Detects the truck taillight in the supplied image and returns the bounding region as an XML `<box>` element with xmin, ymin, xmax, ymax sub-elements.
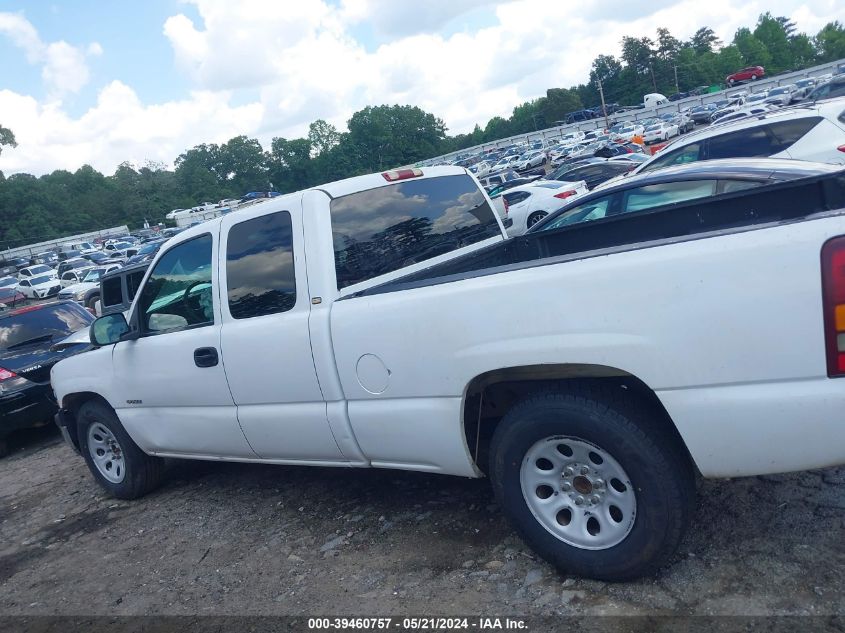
<box><xmin>837</xmin><ymin>145</ymin><xmax>845</xmax><ymax>153</ymax></box>
<box><xmin>382</xmin><ymin>168</ymin><xmax>423</xmax><ymax>182</ymax></box>
<box><xmin>503</xmin><ymin>197</ymin><xmax>509</xmax><ymax>215</ymax></box>
<box><xmin>0</xmin><ymin>368</ymin><xmax>17</xmax><ymax>381</ymax></box>
<box><xmin>821</xmin><ymin>236</ymin><xmax>845</xmax><ymax>376</ymax></box>
<box><xmin>554</xmin><ymin>190</ymin><xmax>578</xmax><ymax>200</ymax></box>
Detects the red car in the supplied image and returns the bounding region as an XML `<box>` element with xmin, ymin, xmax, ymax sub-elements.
<box><xmin>0</xmin><ymin>286</ymin><xmax>26</xmax><ymax>308</ymax></box>
<box><xmin>726</xmin><ymin>66</ymin><xmax>765</xmax><ymax>86</ymax></box>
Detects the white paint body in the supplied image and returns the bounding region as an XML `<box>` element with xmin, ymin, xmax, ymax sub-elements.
<box><xmin>500</xmin><ymin>181</ymin><xmax>589</xmax><ymax>236</ymax></box>
<box><xmin>17</xmin><ymin>276</ymin><xmax>60</xmax><ymax>299</ymax></box>
<box><xmin>52</xmin><ymin>166</ymin><xmax>845</xmax><ymax>482</ymax></box>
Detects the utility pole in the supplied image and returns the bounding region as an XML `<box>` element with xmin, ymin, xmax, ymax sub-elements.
<box><xmin>596</xmin><ymin>78</ymin><xmax>610</xmax><ymax>130</ymax></box>
<box><xmin>649</xmin><ymin>61</ymin><xmax>657</xmax><ymax>91</ymax></box>
<box><xmin>673</xmin><ymin>64</ymin><xmax>680</xmax><ymax>93</ymax></box>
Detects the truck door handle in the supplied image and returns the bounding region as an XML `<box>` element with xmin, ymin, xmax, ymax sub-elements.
<box><xmin>193</xmin><ymin>347</ymin><xmax>219</xmax><ymax>368</ymax></box>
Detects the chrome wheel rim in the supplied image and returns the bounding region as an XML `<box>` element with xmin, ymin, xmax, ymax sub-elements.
<box><xmin>527</xmin><ymin>212</ymin><xmax>546</xmax><ymax>227</ymax></box>
<box><xmin>87</xmin><ymin>423</ymin><xmax>126</xmax><ymax>483</ymax></box>
<box><xmin>520</xmin><ymin>436</ymin><xmax>636</xmax><ymax>550</ymax></box>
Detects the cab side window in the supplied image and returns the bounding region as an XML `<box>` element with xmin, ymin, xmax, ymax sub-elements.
<box><xmin>136</xmin><ymin>234</ymin><xmax>213</xmax><ymax>334</ymax></box>
<box><xmin>226</xmin><ymin>211</ymin><xmax>297</xmax><ymax>319</ymax></box>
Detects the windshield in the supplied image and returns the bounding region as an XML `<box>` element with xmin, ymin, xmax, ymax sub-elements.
<box><xmin>645</xmin><ymin>124</ymin><xmax>661</xmax><ymax>131</ymax></box>
<box><xmin>29</xmin><ymin>275</ymin><xmax>52</xmax><ymax>285</ymax></box>
<box><xmin>0</xmin><ymin>303</ymin><xmax>94</xmax><ymax>350</ymax></box>
<box><xmin>0</xmin><ymin>277</ymin><xmax>17</xmax><ymax>287</ymax></box>
<box><xmin>29</xmin><ymin>265</ymin><xmax>51</xmax><ymax>274</ymax></box>
<box><xmin>83</xmin><ymin>268</ymin><xmax>106</xmax><ymax>282</ymax></box>
<box><xmin>770</xmin><ymin>87</ymin><xmax>788</xmax><ymax>94</ymax></box>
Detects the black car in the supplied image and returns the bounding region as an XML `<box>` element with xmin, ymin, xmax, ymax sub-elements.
<box><xmin>0</xmin><ymin>301</ymin><xmax>94</xmax><ymax>455</ymax></box>
<box><xmin>123</xmin><ymin>240</ymin><xmax>165</xmax><ymax>266</ymax></box>
<box><xmin>57</xmin><ymin>249</ymin><xmax>82</xmax><ymax>262</ymax></box>
<box><xmin>805</xmin><ymin>76</ymin><xmax>845</xmax><ymax>102</ymax></box>
<box><xmin>57</xmin><ymin>258</ymin><xmax>93</xmax><ymax>278</ymax></box>
<box><xmin>564</xmin><ymin>109</ymin><xmax>597</xmax><ymax>124</ymax></box>
<box><xmin>544</xmin><ymin>158</ymin><xmax>637</xmax><ymax>190</ymax></box>
<box><xmin>668</xmin><ymin>91</ymin><xmax>690</xmax><ymax>102</ymax></box>
<box><xmin>690</xmin><ymin>104</ymin><xmax>717</xmax><ymax>124</ymax></box>
<box><xmin>528</xmin><ymin>158</ymin><xmax>844</xmax><ymax>234</ymax></box>
<box><xmin>1</xmin><ymin>257</ymin><xmax>30</xmax><ymax>271</ymax></box>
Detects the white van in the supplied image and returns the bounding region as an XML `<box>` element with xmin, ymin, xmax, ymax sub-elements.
<box><xmin>643</xmin><ymin>93</ymin><xmax>668</xmax><ymax>108</ymax></box>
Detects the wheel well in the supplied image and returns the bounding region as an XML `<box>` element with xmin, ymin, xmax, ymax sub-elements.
<box><xmin>462</xmin><ymin>364</ymin><xmax>695</xmax><ymax>475</ymax></box>
<box><xmin>60</xmin><ymin>392</ymin><xmax>111</xmax><ymax>450</ymax></box>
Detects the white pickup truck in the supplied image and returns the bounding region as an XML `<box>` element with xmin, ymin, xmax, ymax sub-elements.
<box><xmin>51</xmin><ymin>164</ymin><xmax>845</xmax><ymax>580</ymax></box>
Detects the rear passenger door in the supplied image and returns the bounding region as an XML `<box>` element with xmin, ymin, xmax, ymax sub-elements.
<box><xmin>218</xmin><ymin>201</ymin><xmax>344</xmax><ymax>461</ymax></box>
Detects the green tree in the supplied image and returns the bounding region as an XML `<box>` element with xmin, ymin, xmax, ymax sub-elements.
<box><xmin>689</xmin><ymin>27</ymin><xmax>721</xmax><ymax>54</ymax></box>
<box><xmin>815</xmin><ymin>21</ymin><xmax>845</xmax><ymax>62</ymax></box>
<box><xmin>219</xmin><ymin>135</ymin><xmax>270</xmax><ymax>193</ymax></box>
<box><xmin>541</xmin><ymin>88</ymin><xmax>582</xmax><ymax>125</ymax></box>
<box><xmin>733</xmin><ymin>27</ymin><xmax>772</xmax><ymax>69</ymax></box>
<box><xmin>790</xmin><ymin>34</ymin><xmax>816</xmax><ymax>68</ymax></box>
<box><xmin>346</xmin><ymin>105</ymin><xmax>446</xmax><ymax>171</ymax></box>
<box><xmin>753</xmin><ymin>12</ymin><xmax>793</xmax><ymax>72</ymax></box>
<box><xmin>307</xmin><ymin>120</ymin><xmax>341</xmax><ymax>157</ymax></box>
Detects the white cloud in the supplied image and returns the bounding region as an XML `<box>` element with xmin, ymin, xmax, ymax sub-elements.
<box><xmin>0</xmin><ymin>82</ymin><xmax>263</xmax><ymax>175</ymax></box>
<box><xmin>0</xmin><ymin>0</ymin><xmax>841</xmax><ymax>177</ymax></box>
<box><xmin>0</xmin><ymin>11</ymin><xmax>99</xmax><ymax>99</ymax></box>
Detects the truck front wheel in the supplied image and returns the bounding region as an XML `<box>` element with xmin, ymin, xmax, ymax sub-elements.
<box><xmin>489</xmin><ymin>389</ymin><xmax>695</xmax><ymax>581</ymax></box>
<box><xmin>77</xmin><ymin>400</ymin><xmax>165</xmax><ymax>499</ymax></box>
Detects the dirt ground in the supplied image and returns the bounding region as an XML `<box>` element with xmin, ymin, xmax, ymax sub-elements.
<box><xmin>0</xmin><ymin>427</ymin><xmax>843</xmax><ymax>617</ymax></box>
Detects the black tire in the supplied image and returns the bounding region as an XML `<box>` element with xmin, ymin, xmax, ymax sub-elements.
<box><xmin>86</xmin><ymin>293</ymin><xmax>100</xmax><ymax>309</ymax></box>
<box><xmin>489</xmin><ymin>387</ymin><xmax>695</xmax><ymax>581</ymax></box>
<box><xmin>526</xmin><ymin>211</ymin><xmax>547</xmax><ymax>228</ymax></box>
<box><xmin>76</xmin><ymin>400</ymin><xmax>165</xmax><ymax>499</ymax></box>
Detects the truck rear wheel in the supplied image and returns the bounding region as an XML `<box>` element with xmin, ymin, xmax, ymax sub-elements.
<box><xmin>76</xmin><ymin>400</ymin><xmax>165</xmax><ymax>499</ymax></box>
<box><xmin>489</xmin><ymin>388</ymin><xmax>695</xmax><ymax>581</ymax></box>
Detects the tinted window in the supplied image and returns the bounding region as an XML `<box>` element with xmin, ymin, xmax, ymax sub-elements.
<box><xmin>767</xmin><ymin>117</ymin><xmax>822</xmax><ymax>151</ymax></box>
<box><xmin>622</xmin><ymin>180</ymin><xmax>717</xmax><ymax>213</ymax></box>
<box><xmin>102</xmin><ymin>277</ymin><xmax>123</xmax><ymax>307</ymax></box>
<box><xmin>641</xmin><ymin>142</ymin><xmax>703</xmax><ymax>173</ymax></box>
<box><xmin>126</xmin><ymin>270</ymin><xmax>145</xmax><ymax>300</ymax></box>
<box><xmin>0</xmin><ymin>303</ymin><xmax>93</xmax><ymax>350</ymax></box>
<box><xmin>539</xmin><ymin>197</ymin><xmax>614</xmax><ymax>230</ymax></box>
<box><xmin>226</xmin><ymin>211</ymin><xmax>296</xmax><ymax>319</ymax></box>
<box><xmin>136</xmin><ymin>235</ymin><xmax>213</xmax><ymax>333</ymax></box>
<box><xmin>331</xmin><ymin>175</ymin><xmax>500</xmax><ymax>289</ymax></box>
<box><xmin>707</xmin><ymin>118</ymin><xmax>821</xmax><ymax>160</ymax></box>
<box><xmin>720</xmin><ymin>179</ymin><xmax>764</xmax><ymax>193</ymax></box>
<box><xmin>503</xmin><ymin>191</ymin><xmax>530</xmax><ymax>204</ymax></box>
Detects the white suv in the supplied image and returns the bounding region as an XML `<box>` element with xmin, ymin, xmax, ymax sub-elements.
<box><xmin>629</xmin><ymin>97</ymin><xmax>845</xmax><ymax>177</ymax></box>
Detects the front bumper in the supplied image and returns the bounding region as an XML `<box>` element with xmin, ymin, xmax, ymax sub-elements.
<box><xmin>0</xmin><ymin>383</ymin><xmax>57</xmax><ymax>439</ymax></box>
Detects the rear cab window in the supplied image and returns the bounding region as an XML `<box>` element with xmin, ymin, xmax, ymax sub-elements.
<box><xmin>330</xmin><ymin>174</ymin><xmax>500</xmax><ymax>290</ymax></box>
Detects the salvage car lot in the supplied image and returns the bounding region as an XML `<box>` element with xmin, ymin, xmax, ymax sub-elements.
<box><xmin>0</xmin><ymin>431</ymin><xmax>843</xmax><ymax>616</ymax></box>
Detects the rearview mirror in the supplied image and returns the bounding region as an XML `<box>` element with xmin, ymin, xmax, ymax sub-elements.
<box><xmin>90</xmin><ymin>313</ymin><xmax>131</xmax><ymax>346</ymax></box>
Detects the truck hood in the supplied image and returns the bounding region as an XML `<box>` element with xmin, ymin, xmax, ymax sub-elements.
<box><xmin>61</xmin><ymin>281</ymin><xmax>98</xmax><ymax>294</ymax></box>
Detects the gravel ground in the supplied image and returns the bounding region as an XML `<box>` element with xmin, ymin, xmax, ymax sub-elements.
<box><xmin>0</xmin><ymin>427</ymin><xmax>843</xmax><ymax>617</ymax></box>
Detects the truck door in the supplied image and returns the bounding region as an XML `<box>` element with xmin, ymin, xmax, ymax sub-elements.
<box><xmin>218</xmin><ymin>200</ymin><xmax>344</xmax><ymax>461</ymax></box>
<box><xmin>111</xmin><ymin>232</ymin><xmax>255</xmax><ymax>458</ymax></box>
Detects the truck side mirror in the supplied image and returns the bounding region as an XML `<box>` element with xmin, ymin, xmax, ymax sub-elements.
<box><xmin>90</xmin><ymin>313</ymin><xmax>135</xmax><ymax>346</ymax></box>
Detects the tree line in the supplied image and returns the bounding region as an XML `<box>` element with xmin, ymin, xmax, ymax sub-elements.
<box><xmin>1</xmin><ymin>14</ymin><xmax>844</xmax><ymax>248</ymax></box>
